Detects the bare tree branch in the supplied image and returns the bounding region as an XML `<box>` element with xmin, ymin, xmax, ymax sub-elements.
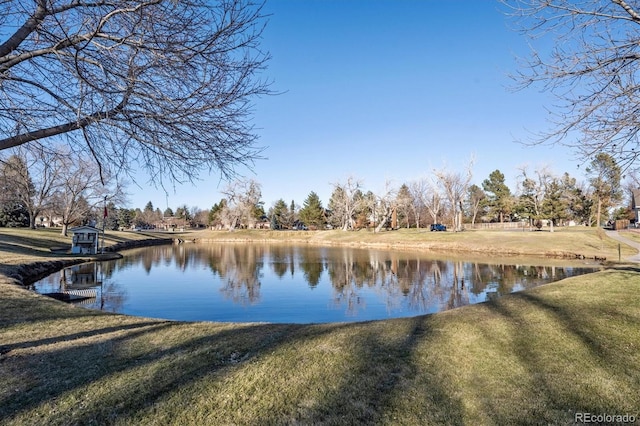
<box><xmin>0</xmin><ymin>0</ymin><xmax>272</xmax><ymax>187</ymax></box>
<box><xmin>504</xmin><ymin>0</ymin><xmax>640</xmax><ymax>172</ymax></box>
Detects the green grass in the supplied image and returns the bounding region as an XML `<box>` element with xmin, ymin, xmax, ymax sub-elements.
<box><xmin>1</xmin><ymin>227</ymin><xmax>640</xmax><ymax>424</ymax></box>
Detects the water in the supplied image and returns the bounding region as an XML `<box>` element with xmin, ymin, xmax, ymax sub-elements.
<box><xmin>29</xmin><ymin>243</ymin><xmax>600</xmax><ymax>324</ymax></box>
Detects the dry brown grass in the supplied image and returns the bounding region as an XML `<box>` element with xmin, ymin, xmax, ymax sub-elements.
<box><xmin>194</xmin><ymin>226</ymin><xmax>635</xmax><ymax>260</ymax></box>
<box><xmin>1</xmin><ymin>226</ymin><xmax>639</xmax><ymax>424</ymax></box>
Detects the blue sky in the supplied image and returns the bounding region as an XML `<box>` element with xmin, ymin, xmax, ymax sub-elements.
<box><xmin>128</xmin><ymin>0</ymin><xmax>584</xmax><ymax>212</ymax></box>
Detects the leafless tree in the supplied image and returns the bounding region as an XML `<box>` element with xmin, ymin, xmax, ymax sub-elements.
<box><xmin>418</xmin><ymin>178</ymin><xmax>443</xmax><ymax>226</ymax></box>
<box><xmin>0</xmin><ymin>0</ymin><xmax>271</xmax><ymax>187</ymax></box>
<box><xmin>408</xmin><ymin>178</ymin><xmax>429</xmax><ymax>229</ymax></box>
<box><xmin>0</xmin><ymin>145</ymin><xmax>65</xmax><ymax>228</ymax></box>
<box><xmin>504</xmin><ymin>0</ymin><xmax>640</xmax><ymax>171</ymax></box>
<box><xmin>624</xmin><ymin>170</ymin><xmax>640</xmax><ymax>192</ymax></box>
<box><xmin>516</xmin><ymin>164</ymin><xmax>553</xmax><ymax>221</ymax></box>
<box><xmin>433</xmin><ymin>161</ymin><xmax>474</xmax><ymax>232</ymax></box>
<box><xmin>220</xmin><ymin>178</ymin><xmax>262</xmax><ymax>230</ymax></box>
<box><xmin>191</xmin><ymin>208</ymin><xmax>208</xmax><ymax>228</ymax></box>
<box><xmin>53</xmin><ymin>152</ymin><xmax>125</xmax><ymax>236</ymax></box>
<box><xmin>135</xmin><ymin>204</ymin><xmax>162</xmax><ymax>228</ymax></box>
<box><xmin>330</xmin><ymin>176</ymin><xmax>363</xmax><ymax>231</ymax></box>
<box><xmin>374</xmin><ymin>181</ymin><xmax>397</xmax><ymax>233</ymax></box>
<box><xmin>466</xmin><ymin>184</ymin><xmax>486</xmax><ymax>226</ymax></box>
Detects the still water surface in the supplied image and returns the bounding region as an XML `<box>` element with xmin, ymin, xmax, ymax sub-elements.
<box><xmin>31</xmin><ymin>243</ymin><xmax>600</xmax><ymax>323</ymax></box>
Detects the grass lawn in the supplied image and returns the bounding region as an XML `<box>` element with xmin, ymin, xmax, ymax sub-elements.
<box><xmin>1</xmin><ymin>227</ymin><xmax>639</xmax><ymax>424</ymax></box>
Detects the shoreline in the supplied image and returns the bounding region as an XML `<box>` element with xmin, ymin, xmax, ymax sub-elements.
<box><xmin>194</xmin><ymin>229</ymin><xmax>605</xmax><ymax>260</ymax></box>
<box><xmin>1</xmin><ymin>230</ymin><xmax>639</xmax><ymax>424</ymax></box>
<box><xmin>0</xmin><ymin>238</ymin><xmax>170</xmax><ymax>288</ymax></box>
<box><xmin>2</xmin><ymin>231</ymin><xmax>616</xmax><ymax>290</ymax></box>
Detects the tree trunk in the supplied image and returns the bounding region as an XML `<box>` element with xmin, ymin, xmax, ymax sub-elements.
<box><xmin>375</xmin><ymin>207</ymin><xmax>392</xmax><ymax>233</ymax></box>
<box><xmin>596</xmin><ymin>198</ymin><xmax>602</xmax><ymax>227</ymax></box>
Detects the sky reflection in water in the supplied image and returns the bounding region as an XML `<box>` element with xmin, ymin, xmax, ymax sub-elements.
<box><xmin>31</xmin><ymin>243</ymin><xmax>600</xmax><ymax>324</ymax></box>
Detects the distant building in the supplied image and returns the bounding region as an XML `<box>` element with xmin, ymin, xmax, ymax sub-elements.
<box><xmin>37</xmin><ymin>214</ymin><xmax>63</xmax><ymax>227</ymax></box>
<box><xmin>632</xmin><ymin>189</ymin><xmax>640</xmax><ymax>224</ymax></box>
<box><xmin>70</xmin><ymin>226</ymin><xmax>100</xmax><ymax>254</ymax></box>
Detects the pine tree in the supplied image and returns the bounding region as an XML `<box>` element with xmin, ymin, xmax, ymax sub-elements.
<box><xmin>482</xmin><ymin>170</ymin><xmax>513</xmax><ymax>223</ymax></box>
<box><xmin>269</xmin><ymin>199</ymin><xmax>289</xmax><ymax>230</ymax></box>
<box><xmin>299</xmin><ymin>192</ymin><xmax>325</xmax><ymax>229</ymax></box>
<box><xmin>541</xmin><ymin>178</ymin><xmax>568</xmax><ymax>226</ymax></box>
<box><xmin>587</xmin><ymin>153</ymin><xmax>622</xmax><ymax>227</ymax></box>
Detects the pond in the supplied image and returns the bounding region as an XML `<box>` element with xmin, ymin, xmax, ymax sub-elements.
<box><xmin>29</xmin><ymin>243</ymin><xmax>601</xmax><ymax>324</ymax></box>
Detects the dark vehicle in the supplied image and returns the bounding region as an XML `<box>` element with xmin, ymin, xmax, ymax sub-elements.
<box><xmin>430</xmin><ymin>223</ymin><xmax>446</xmax><ymax>232</ymax></box>
<box><xmin>291</xmin><ymin>221</ymin><xmax>308</xmax><ymax>231</ymax></box>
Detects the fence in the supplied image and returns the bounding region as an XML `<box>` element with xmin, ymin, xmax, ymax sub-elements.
<box><xmin>465</xmin><ymin>222</ymin><xmax>531</xmax><ymax>230</ymax></box>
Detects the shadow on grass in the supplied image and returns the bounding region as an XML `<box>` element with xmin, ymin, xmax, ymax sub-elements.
<box><xmin>0</xmin><ymin>319</ymin><xmax>301</xmax><ymax>424</ymax></box>
<box><xmin>0</xmin><ymin>321</ymin><xmax>168</xmax><ymax>355</ymax></box>
<box><xmin>481</xmin><ymin>290</ymin><xmax>640</xmax><ymax>423</ymax></box>
<box><xmin>0</xmin><ymin>241</ymin><xmax>58</xmax><ymax>257</ymax></box>
<box><xmin>263</xmin><ymin>316</ymin><xmax>465</xmax><ymax>425</ymax></box>
<box><xmin>0</xmin><ymin>311</ymin><xmax>465</xmax><ymax>425</ymax></box>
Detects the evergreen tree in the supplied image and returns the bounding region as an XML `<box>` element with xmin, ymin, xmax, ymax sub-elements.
<box><xmin>104</xmin><ymin>202</ymin><xmax>119</xmax><ymax>230</ymax></box>
<box><xmin>482</xmin><ymin>170</ymin><xmax>513</xmax><ymax>223</ymax></box>
<box><xmin>289</xmin><ymin>199</ymin><xmax>297</xmax><ymax>226</ymax></box>
<box><xmin>327</xmin><ymin>186</ymin><xmax>346</xmax><ymax>229</ymax></box>
<box><xmin>515</xmin><ymin>176</ymin><xmax>540</xmax><ymax>224</ymax></box>
<box><xmin>541</xmin><ymin>178</ymin><xmax>568</xmax><ymax>226</ymax></box>
<box><xmin>561</xmin><ymin>173</ymin><xmax>592</xmax><ymax>225</ymax></box>
<box><xmin>299</xmin><ymin>192</ymin><xmax>325</xmax><ymax>229</ymax></box>
<box><xmin>252</xmin><ymin>203</ymin><xmax>266</xmax><ymax>222</ymax></box>
<box><xmin>465</xmin><ymin>184</ymin><xmax>486</xmax><ymax>225</ymax></box>
<box><xmin>0</xmin><ymin>154</ymin><xmax>34</xmax><ymax>227</ymax></box>
<box><xmin>268</xmin><ymin>199</ymin><xmax>289</xmax><ymax>230</ymax></box>
<box><xmin>176</xmin><ymin>205</ymin><xmax>191</xmax><ymax>220</ymax></box>
<box><xmin>587</xmin><ymin>153</ymin><xmax>622</xmax><ymax>227</ymax></box>
<box><xmin>0</xmin><ymin>201</ymin><xmax>29</xmax><ymax>227</ymax></box>
<box><xmin>395</xmin><ymin>184</ymin><xmax>413</xmax><ymax>228</ymax></box>
<box><xmin>118</xmin><ymin>208</ymin><xmax>134</xmax><ymax>230</ymax></box>
<box><xmin>208</xmin><ymin>199</ymin><xmax>227</xmax><ymax>228</ymax></box>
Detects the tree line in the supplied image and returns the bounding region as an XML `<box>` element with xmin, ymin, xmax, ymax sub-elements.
<box><xmin>208</xmin><ymin>153</ymin><xmax>631</xmax><ymax>231</ymax></box>
<box><xmin>0</xmin><ymin>146</ymin><xmax>632</xmax><ymax>233</ymax></box>
<box><xmin>3</xmin><ymin>1</ymin><xmax>640</xmax><ymax>236</ymax></box>
<box><xmin>0</xmin><ymin>146</ymin><xmax>217</xmax><ymax>233</ymax></box>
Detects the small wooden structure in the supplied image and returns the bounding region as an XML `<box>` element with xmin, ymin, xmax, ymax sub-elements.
<box><xmin>613</xmin><ymin>219</ymin><xmax>630</xmax><ymax>230</ymax></box>
<box><xmin>70</xmin><ymin>225</ymin><xmax>100</xmax><ymax>254</ymax></box>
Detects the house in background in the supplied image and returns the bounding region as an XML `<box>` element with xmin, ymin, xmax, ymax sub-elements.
<box><xmin>70</xmin><ymin>226</ymin><xmax>100</xmax><ymax>254</ymax></box>
<box><xmin>632</xmin><ymin>189</ymin><xmax>640</xmax><ymax>225</ymax></box>
<box><xmin>37</xmin><ymin>214</ymin><xmax>63</xmax><ymax>228</ymax></box>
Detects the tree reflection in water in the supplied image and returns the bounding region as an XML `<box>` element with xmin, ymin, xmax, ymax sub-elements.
<box><xmin>29</xmin><ymin>243</ymin><xmax>600</xmax><ymax>323</ymax></box>
<box><xmin>215</xmin><ymin>244</ymin><xmax>263</xmax><ymax>305</ymax></box>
